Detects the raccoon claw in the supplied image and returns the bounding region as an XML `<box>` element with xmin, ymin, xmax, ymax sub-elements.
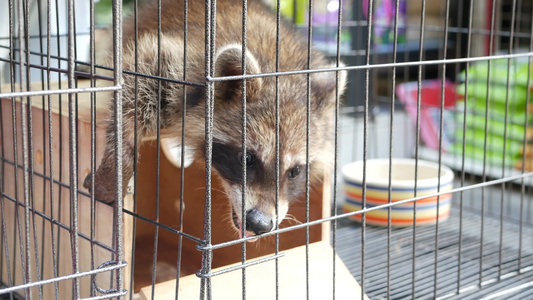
<box><xmin>83</xmin><ymin>173</ymin><xmax>92</xmax><ymax>190</ymax></box>
<box><xmin>83</xmin><ymin>173</ymin><xmax>116</xmax><ymax>204</ymax></box>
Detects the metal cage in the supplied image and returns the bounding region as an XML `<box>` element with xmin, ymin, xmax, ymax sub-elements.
<box><xmin>0</xmin><ymin>0</ymin><xmax>532</xmax><ymax>299</ymax></box>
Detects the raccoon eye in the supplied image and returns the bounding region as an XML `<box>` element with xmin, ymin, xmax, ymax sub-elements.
<box><xmin>288</xmin><ymin>166</ymin><xmax>301</xmax><ymax>179</ymax></box>
<box><xmin>238</xmin><ymin>152</ymin><xmax>256</xmax><ymax>167</ymax></box>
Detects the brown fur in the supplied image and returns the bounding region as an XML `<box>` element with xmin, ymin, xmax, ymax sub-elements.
<box><xmin>85</xmin><ymin>0</ymin><xmax>346</xmax><ymax>235</ymax></box>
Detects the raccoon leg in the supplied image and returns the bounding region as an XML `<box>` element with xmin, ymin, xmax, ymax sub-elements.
<box><xmin>83</xmin><ymin>80</ymin><xmax>178</xmax><ymax>203</ymax></box>
<box><xmin>83</xmin><ymin>118</ymin><xmax>138</xmax><ymax>203</ymax></box>
<box><xmin>84</xmin><ymin>34</ymin><xmax>192</xmax><ymax>203</ymax></box>
<box><xmin>161</xmin><ymin>137</ymin><xmax>195</xmax><ymax>168</ymax></box>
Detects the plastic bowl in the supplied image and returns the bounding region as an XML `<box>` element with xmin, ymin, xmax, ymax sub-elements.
<box><xmin>342</xmin><ymin>158</ymin><xmax>454</xmax><ymax>227</ymax></box>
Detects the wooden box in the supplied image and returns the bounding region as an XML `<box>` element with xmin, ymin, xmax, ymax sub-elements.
<box><xmin>0</xmin><ymin>80</ymin><xmax>364</xmax><ymax>299</ymax></box>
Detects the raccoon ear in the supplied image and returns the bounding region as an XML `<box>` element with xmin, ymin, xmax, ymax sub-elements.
<box><xmin>310</xmin><ymin>63</ymin><xmax>347</xmax><ymax>111</ymax></box>
<box><xmin>214</xmin><ymin>44</ymin><xmax>263</xmax><ymax>102</ymax></box>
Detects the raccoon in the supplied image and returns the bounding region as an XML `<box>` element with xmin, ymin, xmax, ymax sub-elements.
<box><xmin>84</xmin><ymin>0</ymin><xmax>347</xmax><ymax>240</ymax></box>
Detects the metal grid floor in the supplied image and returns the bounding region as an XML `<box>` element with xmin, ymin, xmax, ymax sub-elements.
<box><xmin>335</xmin><ymin>200</ymin><xmax>533</xmax><ymax>299</ymax></box>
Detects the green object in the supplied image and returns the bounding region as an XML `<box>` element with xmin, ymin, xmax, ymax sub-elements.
<box><xmin>457</xmin><ymin>58</ymin><xmax>533</xmax><ymax>87</ymax></box>
<box><xmin>449</xmin><ymin>143</ymin><xmax>518</xmax><ymax>168</ymax></box>
<box><xmin>454</xmin><ymin>128</ymin><xmax>525</xmax><ymax>157</ymax></box>
<box><xmin>457</xmin><ymin>99</ymin><xmax>532</xmax><ymax>125</ymax></box>
<box><xmin>96</xmin><ymin>0</ymin><xmax>138</xmax><ymax>26</ymax></box>
<box><xmin>456</xmin><ymin>81</ymin><xmax>530</xmax><ymax>107</ymax></box>
<box><xmin>271</xmin><ymin>0</ymin><xmax>307</xmax><ymax>25</ymax></box>
<box><xmin>456</xmin><ymin>112</ymin><xmax>528</xmax><ymax>141</ymax></box>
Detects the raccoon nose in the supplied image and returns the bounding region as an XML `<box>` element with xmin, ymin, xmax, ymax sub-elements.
<box><xmin>245</xmin><ymin>209</ymin><xmax>273</xmax><ymax>235</ymax></box>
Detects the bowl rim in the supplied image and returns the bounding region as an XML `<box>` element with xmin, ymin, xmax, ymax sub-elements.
<box><xmin>342</xmin><ymin>158</ymin><xmax>454</xmax><ymax>189</ymax></box>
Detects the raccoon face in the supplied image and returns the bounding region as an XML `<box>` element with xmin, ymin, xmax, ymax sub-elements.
<box><xmin>211</xmin><ymin>141</ymin><xmax>308</xmax><ymax>240</ymax></box>
<box><xmin>209</xmin><ymin>44</ymin><xmax>346</xmax><ymax>241</ymax></box>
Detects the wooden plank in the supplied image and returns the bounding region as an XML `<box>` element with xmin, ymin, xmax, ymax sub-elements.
<box><xmin>130</xmin><ymin>141</ymin><xmax>329</xmax><ymax>292</ymax></box>
<box><xmin>0</xmin><ymin>95</ymin><xmax>121</xmax><ymax>298</ymax></box>
<box><xmin>2</xmin><ymin>79</ymin><xmax>337</xmax><ymax>298</ymax></box>
<box><xmin>139</xmin><ymin>241</ymin><xmax>367</xmax><ymax>300</ymax></box>
<box><xmin>320</xmin><ymin>171</ymin><xmax>332</xmax><ymax>242</ymax></box>
<box><xmin>0</xmin><ymin>80</ymin><xmax>113</xmax><ymax>125</ymax></box>
<box><xmin>123</xmin><ymin>191</ymin><xmax>135</xmax><ymax>294</ymax></box>
<box><xmin>0</xmin><ymin>80</ymin><xmax>179</xmax><ymax>140</ymax></box>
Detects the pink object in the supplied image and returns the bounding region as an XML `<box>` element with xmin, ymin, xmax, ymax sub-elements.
<box><xmin>396</xmin><ymin>80</ymin><xmax>458</xmax><ymax>151</ymax></box>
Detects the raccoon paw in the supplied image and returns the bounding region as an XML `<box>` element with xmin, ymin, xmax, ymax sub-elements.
<box><xmin>161</xmin><ymin>137</ymin><xmax>195</xmax><ymax>168</ymax></box>
<box><xmin>83</xmin><ymin>173</ymin><xmax>116</xmax><ymax>204</ymax></box>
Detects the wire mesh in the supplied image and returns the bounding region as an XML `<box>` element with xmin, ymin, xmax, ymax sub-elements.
<box><xmin>0</xmin><ymin>0</ymin><xmax>125</xmax><ymax>298</ymax></box>
<box><xmin>0</xmin><ymin>0</ymin><xmax>532</xmax><ymax>299</ymax></box>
